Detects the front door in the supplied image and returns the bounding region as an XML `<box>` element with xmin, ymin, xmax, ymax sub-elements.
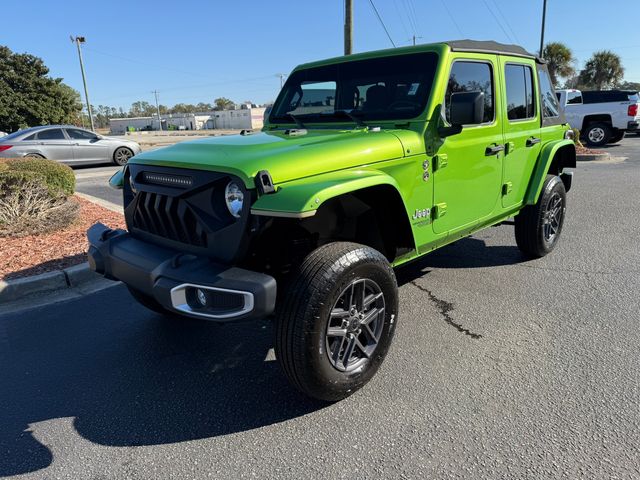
<box><xmin>432</xmin><ymin>57</ymin><xmax>504</xmax><ymax>235</ymax></box>
<box><xmin>65</xmin><ymin>128</ymin><xmax>109</xmax><ymax>163</ymax></box>
<box><xmin>34</xmin><ymin>128</ymin><xmax>73</xmax><ymax>161</ymax></box>
<box><xmin>500</xmin><ymin>59</ymin><xmax>541</xmax><ymax>208</ymax></box>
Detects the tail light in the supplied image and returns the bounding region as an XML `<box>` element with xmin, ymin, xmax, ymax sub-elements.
<box><xmin>0</xmin><ymin>145</ymin><xmax>12</xmax><ymax>152</ymax></box>
<box><xmin>629</xmin><ymin>104</ymin><xmax>638</xmax><ymax>117</ymax></box>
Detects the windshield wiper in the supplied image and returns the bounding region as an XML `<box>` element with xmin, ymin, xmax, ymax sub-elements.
<box><xmin>331</xmin><ymin>109</ymin><xmax>367</xmax><ymax>128</ymax></box>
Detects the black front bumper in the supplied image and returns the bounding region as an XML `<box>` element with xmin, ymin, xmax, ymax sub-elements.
<box><xmin>87</xmin><ymin>223</ymin><xmax>276</xmax><ymax>322</ymax></box>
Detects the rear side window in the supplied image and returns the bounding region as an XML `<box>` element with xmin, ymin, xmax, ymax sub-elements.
<box><xmin>505</xmin><ymin>64</ymin><xmax>535</xmax><ymax>120</ymax></box>
<box><xmin>537</xmin><ymin>66</ymin><xmax>560</xmax><ymax>118</ymax></box>
<box><xmin>567</xmin><ymin>91</ymin><xmax>583</xmax><ymax>104</ymax></box>
<box><xmin>66</xmin><ymin>128</ymin><xmax>96</xmax><ymax>140</ymax></box>
<box><xmin>446</xmin><ymin>61</ymin><xmax>494</xmax><ymax>123</ymax></box>
<box><xmin>36</xmin><ymin>129</ymin><xmax>65</xmax><ymax>140</ymax></box>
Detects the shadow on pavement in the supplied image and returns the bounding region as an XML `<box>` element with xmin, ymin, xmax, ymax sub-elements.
<box><xmin>0</xmin><ymin>286</ymin><xmax>325</xmax><ymax>476</ymax></box>
<box><xmin>396</xmin><ymin>236</ymin><xmax>527</xmax><ymax>285</ymax></box>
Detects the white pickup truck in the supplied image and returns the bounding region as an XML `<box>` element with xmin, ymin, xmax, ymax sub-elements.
<box><xmin>556</xmin><ymin>89</ymin><xmax>640</xmax><ymax>146</ymax></box>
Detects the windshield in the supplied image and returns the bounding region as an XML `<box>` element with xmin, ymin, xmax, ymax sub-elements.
<box><xmin>270</xmin><ymin>52</ymin><xmax>438</xmax><ymax>125</ymax></box>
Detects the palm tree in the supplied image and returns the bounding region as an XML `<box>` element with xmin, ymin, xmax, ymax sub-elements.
<box><xmin>579</xmin><ymin>51</ymin><xmax>624</xmax><ymax>90</ymax></box>
<box><xmin>542</xmin><ymin>42</ymin><xmax>575</xmax><ymax>86</ymax></box>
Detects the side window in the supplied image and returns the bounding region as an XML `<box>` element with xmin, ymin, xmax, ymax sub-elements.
<box><xmin>66</xmin><ymin>128</ymin><xmax>96</xmax><ymax>140</ymax></box>
<box><xmin>22</xmin><ymin>133</ymin><xmax>36</xmax><ymax>141</ymax></box>
<box><xmin>505</xmin><ymin>64</ymin><xmax>536</xmax><ymax>121</ymax></box>
<box><xmin>537</xmin><ymin>66</ymin><xmax>560</xmax><ymax>118</ymax></box>
<box><xmin>446</xmin><ymin>61</ymin><xmax>494</xmax><ymax>124</ymax></box>
<box><xmin>36</xmin><ymin>129</ymin><xmax>65</xmax><ymax>140</ymax></box>
<box><xmin>566</xmin><ymin>91</ymin><xmax>582</xmax><ymax>105</ymax></box>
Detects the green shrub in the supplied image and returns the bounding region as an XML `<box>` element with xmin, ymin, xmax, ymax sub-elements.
<box><xmin>0</xmin><ymin>158</ymin><xmax>79</xmax><ymax>236</ymax></box>
<box><xmin>0</xmin><ymin>157</ymin><xmax>75</xmax><ymax>197</ymax></box>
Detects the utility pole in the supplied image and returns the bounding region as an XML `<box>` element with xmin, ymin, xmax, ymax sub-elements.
<box><xmin>71</xmin><ymin>36</ymin><xmax>94</xmax><ymax>131</ymax></box>
<box><xmin>276</xmin><ymin>73</ymin><xmax>287</xmax><ymax>89</ymax></box>
<box><xmin>539</xmin><ymin>0</ymin><xmax>547</xmax><ymax>58</ymax></box>
<box><xmin>411</xmin><ymin>35</ymin><xmax>423</xmax><ymax>46</ymax></box>
<box><xmin>152</xmin><ymin>90</ymin><xmax>162</xmax><ymax>131</ymax></box>
<box><xmin>344</xmin><ymin>0</ymin><xmax>353</xmax><ymax>55</ymax></box>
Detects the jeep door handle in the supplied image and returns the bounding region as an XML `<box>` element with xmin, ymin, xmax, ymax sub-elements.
<box><xmin>526</xmin><ymin>137</ymin><xmax>541</xmax><ymax>147</ymax></box>
<box><xmin>485</xmin><ymin>144</ymin><xmax>505</xmax><ymax>156</ymax></box>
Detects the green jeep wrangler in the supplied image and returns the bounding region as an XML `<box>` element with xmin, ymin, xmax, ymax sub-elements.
<box><xmin>88</xmin><ymin>40</ymin><xmax>576</xmax><ymax>401</ymax></box>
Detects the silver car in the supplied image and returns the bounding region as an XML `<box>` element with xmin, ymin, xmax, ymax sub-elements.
<box><xmin>0</xmin><ymin>125</ymin><xmax>142</xmax><ymax>166</ymax></box>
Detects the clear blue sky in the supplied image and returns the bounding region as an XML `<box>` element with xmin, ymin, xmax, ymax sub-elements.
<box><xmin>2</xmin><ymin>0</ymin><xmax>639</xmax><ymax>110</ymax></box>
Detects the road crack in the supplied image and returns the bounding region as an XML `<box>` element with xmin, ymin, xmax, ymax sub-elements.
<box><xmin>410</xmin><ymin>281</ymin><xmax>483</xmax><ymax>339</ymax></box>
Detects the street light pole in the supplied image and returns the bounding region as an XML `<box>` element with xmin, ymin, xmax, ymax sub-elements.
<box><xmin>71</xmin><ymin>36</ymin><xmax>95</xmax><ymax>131</ymax></box>
<box><xmin>344</xmin><ymin>0</ymin><xmax>353</xmax><ymax>55</ymax></box>
<box><xmin>539</xmin><ymin>0</ymin><xmax>547</xmax><ymax>58</ymax></box>
<box><xmin>152</xmin><ymin>90</ymin><xmax>162</xmax><ymax>132</ymax></box>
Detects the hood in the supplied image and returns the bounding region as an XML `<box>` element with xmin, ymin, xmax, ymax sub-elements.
<box><xmin>128</xmin><ymin>129</ymin><xmax>408</xmax><ymax>187</ymax></box>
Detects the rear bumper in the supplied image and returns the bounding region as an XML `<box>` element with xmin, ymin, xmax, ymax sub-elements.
<box><xmin>87</xmin><ymin>223</ymin><xmax>276</xmax><ymax>322</ymax></box>
<box><xmin>627</xmin><ymin>121</ymin><xmax>639</xmax><ymax>131</ymax></box>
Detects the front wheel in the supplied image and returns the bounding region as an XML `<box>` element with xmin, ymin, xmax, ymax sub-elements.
<box><xmin>113</xmin><ymin>147</ymin><xmax>134</xmax><ymax>166</ymax></box>
<box><xmin>514</xmin><ymin>175</ymin><xmax>567</xmax><ymax>258</ymax></box>
<box><xmin>275</xmin><ymin>242</ymin><xmax>399</xmax><ymax>402</ymax></box>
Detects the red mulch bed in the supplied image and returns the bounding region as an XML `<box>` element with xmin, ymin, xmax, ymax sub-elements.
<box><xmin>576</xmin><ymin>145</ymin><xmax>604</xmax><ymax>155</ymax></box>
<box><xmin>1</xmin><ymin>196</ymin><xmax>125</xmax><ymax>280</ymax></box>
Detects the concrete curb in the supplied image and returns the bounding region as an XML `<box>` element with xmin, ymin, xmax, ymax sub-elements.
<box><xmin>0</xmin><ymin>263</ymin><xmax>104</xmax><ymax>305</ymax></box>
<box><xmin>577</xmin><ymin>152</ymin><xmax>611</xmax><ymax>162</ymax></box>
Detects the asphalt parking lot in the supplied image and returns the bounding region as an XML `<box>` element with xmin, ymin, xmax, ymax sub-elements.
<box><xmin>1</xmin><ymin>136</ymin><xmax>640</xmax><ymax>479</ymax></box>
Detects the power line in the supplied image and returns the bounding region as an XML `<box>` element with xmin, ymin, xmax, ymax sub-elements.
<box><xmin>489</xmin><ymin>0</ymin><xmax>520</xmax><ymax>44</ymax></box>
<box><xmin>481</xmin><ymin>0</ymin><xmax>515</xmax><ymax>43</ymax></box>
<box><xmin>83</xmin><ymin>46</ymin><xmax>212</xmax><ymax>79</ymax></box>
<box><xmin>393</xmin><ymin>0</ymin><xmax>411</xmax><ymax>38</ymax></box>
<box><xmin>402</xmin><ymin>0</ymin><xmax>418</xmax><ymax>36</ymax></box>
<box><xmin>368</xmin><ymin>0</ymin><xmax>396</xmax><ymax>47</ymax></box>
<box><xmin>439</xmin><ymin>0</ymin><xmax>464</xmax><ymax>37</ymax></box>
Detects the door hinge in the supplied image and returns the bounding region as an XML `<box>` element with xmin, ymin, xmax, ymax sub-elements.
<box><xmin>433</xmin><ymin>202</ymin><xmax>447</xmax><ymax>218</ymax></box>
<box><xmin>502</xmin><ymin>182</ymin><xmax>513</xmax><ymax>195</ymax></box>
<box><xmin>433</xmin><ymin>154</ymin><xmax>448</xmax><ymax>171</ymax></box>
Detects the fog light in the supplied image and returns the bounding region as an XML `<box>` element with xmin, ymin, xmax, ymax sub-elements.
<box><xmin>196</xmin><ymin>288</ymin><xmax>207</xmax><ymax>307</ymax></box>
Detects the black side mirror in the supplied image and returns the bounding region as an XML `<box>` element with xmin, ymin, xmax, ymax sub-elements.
<box><xmin>438</xmin><ymin>91</ymin><xmax>485</xmax><ymax>138</ymax></box>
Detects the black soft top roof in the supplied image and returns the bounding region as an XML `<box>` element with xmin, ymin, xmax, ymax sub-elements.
<box><xmin>445</xmin><ymin>40</ymin><xmax>540</xmax><ymax>61</ymax></box>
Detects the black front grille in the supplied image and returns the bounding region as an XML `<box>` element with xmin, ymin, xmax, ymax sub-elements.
<box><xmin>124</xmin><ymin>164</ymin><xmax>250</xmax><ymax>263</ymax></box>
<box><xmin>132</xmin><ymin>191</ymin><xmax>207</xmax><ymax>247</ymax></box>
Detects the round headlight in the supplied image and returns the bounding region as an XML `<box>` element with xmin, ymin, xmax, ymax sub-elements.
<box><xmin>224</xmin><ymin>181</ymin><xmax>244</xmax><ymax>218</ymax></box>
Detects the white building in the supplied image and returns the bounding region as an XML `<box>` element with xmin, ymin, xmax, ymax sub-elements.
<box><xmin>109</xmin><ymin>107</ymin><xmax>266</xmax><ymax>134</ymax></box>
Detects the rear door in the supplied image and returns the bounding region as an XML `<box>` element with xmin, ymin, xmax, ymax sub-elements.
<box><xmin>500</xmin><ymin>59</ymin><xmax>541</xmax><ymax>208</ymax></box>
<box><xmin>34</xmin><ymin>128</ymin><xmax>73</xmax><ymax>161</ymax></box>
<box><xmin>65</xmin><ymin>128</ymin><xmax>109</xmax><ymax>163</ymax></box>
<box><xmin>432</xmin><ymin>56</ymin><xmax>504</xmax><ymax>234</ymax></box>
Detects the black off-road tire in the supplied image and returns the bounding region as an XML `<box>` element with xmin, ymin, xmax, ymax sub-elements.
<box><xmin>584</xmin><ymin>122</ymin><xmax>611</xmax><ymax>147</ymax></box>
<box><xmin>515</xmin><ymin>175</ymin><xmax>567</xmax><ymax>258</ymax></box>
<box><xmin>275</xmin><ymin>242</ymin><xmax>399</xmax><ymax>402</ymax></box>
<box><xmin>607</xmin><ymin>130</ymin><xmax>625</xmax><ymax>144</ymax></box>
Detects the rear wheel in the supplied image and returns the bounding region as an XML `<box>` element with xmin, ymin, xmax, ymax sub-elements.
<box><xmin>275</xmin><ymin>242</ymin><xmax>399</xmax><ymax>402</ymax></box>
<box><xmin>113</xmin><ymin>147</ymin><xmax>134</xmax><ymax>166</ymax></box>
<box><xmin>584</xmin><ymin>122</ymin><xmax>611</xmax><ymax>147</ymax></box>
<box><xmin>24</xmin><ymin>153</ymin><xmax>45</xmax><ymax>159</ymax></box>
<box><xmin>515</xmin><ymin>175</ymin><xmax>566</xmax><ymax>258</ymax></box>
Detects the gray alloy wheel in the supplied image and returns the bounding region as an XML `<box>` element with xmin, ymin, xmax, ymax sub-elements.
<box><xmin>325</xmin><ymin>278</ymin><xmax>385</xmax><ymax>372</ymax></box>
<box><xmin>542</xmin><ymin>192</ymin><xmax>564</xmax><ymax>244</ymax></box>
<box><xmin>113</xmin><ymin>147</ymin><xmax>133</xmax><ymax>166</ymax></box>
